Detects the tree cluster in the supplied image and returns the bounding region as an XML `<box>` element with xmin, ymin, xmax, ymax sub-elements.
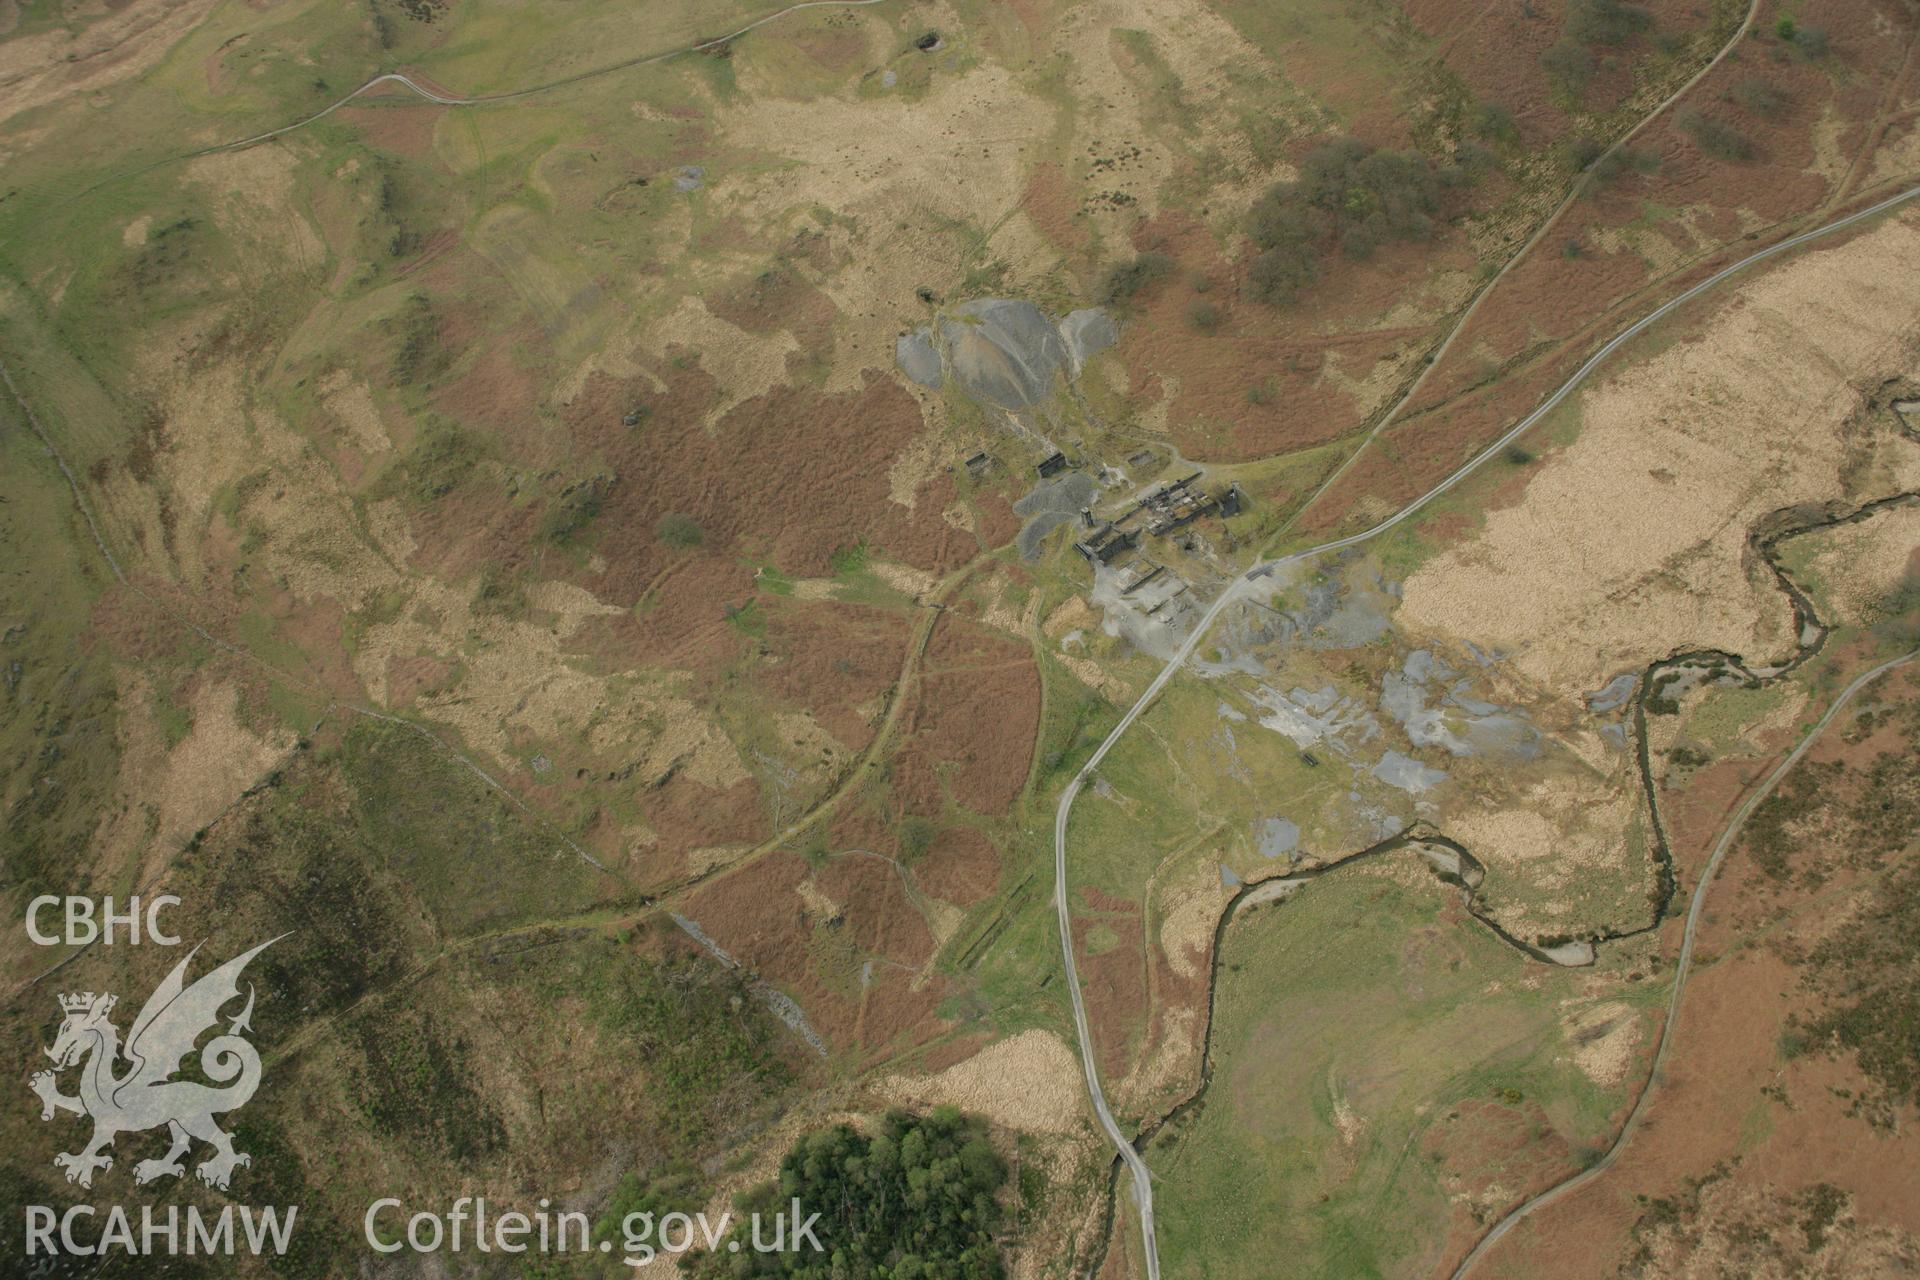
<box><xmin>1676</xmin><ymin>108</ymin><xmax>1753</xmax><ymax>162</ymax></box>
<box><xmin>695</xmin><ymin>1107</ymin><xmax>1008</xmax><ymax>1279</ymax></box>
<box><xmin>1543</xmin><ymin>0</ymin><xmax>1656</xmax><ymax>95</ymax></box>
<box><xmin>1245</xmin><ymin>136</ymin><xmax>1459</xmax><ymax>304</ymax></box>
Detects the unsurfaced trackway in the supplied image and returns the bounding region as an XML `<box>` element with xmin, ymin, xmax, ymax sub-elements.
<box><xmin>1445</xmin><ymin>644</ymin><xmax>1917</xmax><ymax>1278</ymax></box>
<box><xmin>203</xmin><ymin>0</ymin><xmax>895</xmax><ymax>156</ymax></box>
<box><xmin>1052</xmin><ymin>183</ymin><xmax>1920</xmax><ymax>1280</ymax></box>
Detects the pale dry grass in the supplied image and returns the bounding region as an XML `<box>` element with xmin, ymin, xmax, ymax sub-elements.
<box><xmin>917</xmin><ymin>896</ymin><xmax>964</xmax><ymax>958</ymax></box>
<box><xmin>795</xmin><ymin>876</ymin><xmax>841</xmax><ymax>921</ymax></box>
<box><xmin>617</xmin><ymin>295</ymin><xmax>798</xmax><ymax>427</ymax></box>
<box><xmin>1399</xmin><ymin>212</ymin><xmax>1920</xmax><ymax>696</ymax></box>
<box><xmin>1055</xmin><ymin>650</ymin><xmax>1134</xmax><ymax>701</ymax></box>
<box><xmin>715</xmin><ymin>60</ymin><xmax>1053</xmax><ymax>380</ymax></box>
<box><xmin>886</xmin><ymin>417</ymin><xmax>947</xmax><ymax>510</ymax></box>
<box><xmin>1638</xmin><ymin>1178</ymin><xmax>1920</xmax><ymax>1279</ymax></box>
<box><xmin>1117</xmin><ymin>1002</ymin><xmax>1199</xmax><ymax>1112</ymax></box>
<box><xmin>875</xmin><ymin>1029</ymin><xmax>1085</xmax><ymax>1134</ymax></box>
<box><xmin>1795</xmin><ymin>504</ymin><xmax>1920</xmax><ymax>628</ymax></box>
<box><xmin>318</xmin><ymin>370</ymin><xmax>393</xmax><ymax>456</ymax></box>
<box><xmin>96</xmin><ymin>676</ymin><xmax>299</xmax><ymax>887</ymax></box>
<box><xmin>786</xmin><ymin>576</ymin><xmax>842</xmax><ymax>601</ymax></box>
<box><xmin>1331</xmin><ymin>1089</ymin><xmax>1366</xmax><ymax>1147</ymax></box>
<box><xmin>1053</xmin><ymin>0</ymin><xmax>1304</xmax><ymax>234</ymax></box>
<box><xmin>868</xmin><ymin>559</ymin><xmax>937</xmax><ymax>600</ymax></box>
<box><xmin>184</xmin><ymin>146</ymin><xmax>325</xmax><ymax>270</ymax></box>
<box><xmin>0</xmin><ymin>0</ymin><xmax>217</xmax><ymax>127</ymax></box>
<box><xmin>1157</xmin><ymin>862</ymin><xmax>1225</xmax><ymax>981</ymax></box>
<box><xmin>1439</xmin><ymin>777</ymin><xmax>1638</xmax><ymax>935</ymax></box>
<box><xmin>979</xmin><ymin>575</ymin><xmax>1042</xmax><ymax>636</ymax></box>
<box><xmin>769</xmin><ymin>708</ymin><xmax>848</xmax><ymax>792</ymax></box>
<box><xmin>1869</xmin><ymin>118</ymin><xmax>1920</xmax><ymax>188</ymax></box>
<box><xmin>352</xmin><ymin>575</ymin><xmax>748</xmax><ymax>788</ymax></box>
<box><xmin>1561</xmin><ymin>999</ymin><xmax>1640</xmax><ymax>1086</ymax></box>
<box><xmin>1043</xmin><ymin>593</ymin><xmax>1098</xmax><ymax>638</ymax></box>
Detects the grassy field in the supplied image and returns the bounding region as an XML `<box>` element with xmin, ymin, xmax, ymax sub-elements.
<box><xmin>1149</xmin><ymin>867</ymin><xmax>1646</xmax><ymax>1280</ymax></box>
<box><xmin>3</xmin><ymin>0</ymin><xmax>1913</xmax><ymax>1273</ymax></box>
<box><xmin>0</xmin><ymin>393</ymin><xmax>123</xmax><ymax>910</ymax></box>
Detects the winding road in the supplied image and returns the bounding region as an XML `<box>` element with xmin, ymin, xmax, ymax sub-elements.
<box><xmin>11</xmin><ymin>1</ymin><xmax>1919</xmax><ymax>1267</ymax></box>
<box><xmin>1268</xmin><ymin>0</ymin><xmax>1765</xmax><ymax>546</ymax></box>
<box><xmin>201</xmin><ymin>1</ymin><xmax>895</xmax><ymax>156</ymax></box>
<box><xmin>1446</xmin><ymin>644</ymin><xmax>1919</xmax><ymax>1277</ymax></box>
<box><xmin>1052</xmin><ymin>182</ymin><xmax>1920</xmax><ymax>1280</ymax></box>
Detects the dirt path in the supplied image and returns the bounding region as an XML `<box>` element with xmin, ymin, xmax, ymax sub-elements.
<box><xmin>1265</xmin><ymin>0</ymin><xmax>1764</xmax><ymax>549</ymax></box>
<box><xmin>1054</xmin><ymin>184</ymin><xmax>1920</xmax><ymax>1280</ymax></box>
<box><xmin>1</xmin><ymin>0</ymin><xmax>900</xmax><ymax>238</ymax></box>
<box><xmin>1447</xmin><ymin>645</ymin><xmax>1920</xmax><ymax>1279</ymax></box>
<box><xmin>199</xmin><ymin>0</ymin><xmax>896</xmax><ymax>156</ymax></box>
<box><xmin>1095</xmin><ymin>484</ymin><xmax>1917</xmax><ymax>1278</ymax></box>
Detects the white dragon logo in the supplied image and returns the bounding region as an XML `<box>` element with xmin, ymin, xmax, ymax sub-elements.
<box><xmin>29</xmin><ymin>936</ymin><xmax>284</xmax><ymax>1191</ymax></box>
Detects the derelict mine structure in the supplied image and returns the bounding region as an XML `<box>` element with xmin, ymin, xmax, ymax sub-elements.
<box><xmin>896</xmin><ymin>293</ymin><xmax>1254</xmax><ymax>643</ymax></box>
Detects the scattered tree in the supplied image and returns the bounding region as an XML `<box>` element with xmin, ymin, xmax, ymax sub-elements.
<box><xmin>1096</xmin><ymin>252</ymin><xmax>1174</xmax><ymax>305</ymax></box>
<box><xmin>1730</xmin><ymin>77</ymin><xmax>1788</xmax><ymax>118</ymax></box>
<box><xmin>1591</xmin><ymin>145</ymin><xmax>1660</xmax><ymax>185</ymax></box>
<box><xmin>1677</xmin><ymin>108</ymin><xmax>1753</xmax><ymax>161</ymax></box>
<box><xmin>1791</xmin><ymin>24</ymin><xmax>1828</xmax><ymax>59</ymax></box>
<box><xmin>656</xmin><ymin>513</ymin><xmax>705</xmax><ymax>550</ymax></box>
<box><xmin>1542</xmin><ymin>40</ymin><xmax>1596</xmax><ymax>94</ymax></box>
<box><xmin>1455</xmin><ymin>140</ymin><xmax>1501</xmax><ymax>176</ymax></box>
<box><xmin>540</xmin><ymin>473</ymin><xmax>615</xmax><ymax>545</ymax></box>
<box><xmin>1568</xmin><ymin>0</ymin><xmax>1654</xmax><ymax>46</ymax></box>
<box><xmin>595</xmin><ymin>1164</ymin><xmax>705</xmax><ymax>1252</ymax></box>
<box><xmin>385</xmin><ymin>292</ymin><xmax>447</xmax><ymax>387</ymax></box>
<box><xmin>896</xmin><ymin>816</ymin><xmax>936</xmax><ymax>863</ymax></box>
<box><xmin>1561</xmin><ymin>134</ymin><xmax>1606</xmax><ymax>170</ymax></box>
<box><xmin>393</xmin><ymin>417</ymin><xmax>478</xmax><ymax>501</ymax></box>
<box><xmin>1243</xmin><ymin>135</ymin><xmax>1454</xmax><ymax>306</ymax></box>
<box><xmin>1470</xmin><ymin>100</ymin><xmax>1516</xmax><ymax>143</ymax></box>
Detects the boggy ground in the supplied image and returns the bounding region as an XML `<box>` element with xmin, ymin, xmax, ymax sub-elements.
<box><xmin>4</xmin><ymin>0</ymin><xmax>1920</xmax><ymax>1276</ymax></box>
<box><xmin>1468</xmin><ymin>662</ymin><xmax>1920</xmax><ymax>1280</ymax></box>
<box><xmin>1056</xmin><ymin>205</ymin><xmax>1920</xmax><ymax>1277</ymax></box>
<box><xmin>1305</xmin><ymin>0</ymin><xmax>1920</xmax><ymax>537</ymax></box>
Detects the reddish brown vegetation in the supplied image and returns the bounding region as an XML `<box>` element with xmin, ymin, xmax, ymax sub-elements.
<box><xmin>791</xmin><ymin>25</ymin><xmax>867</xmax><ymax>75</ymax></box>
<box><xmin>891</xmin><ymin>613</ymin><xmax>1039</xmax><ymax>817</ymax></box>
<box><xmin>641</xmin><ymin>775</ymin><xmax>766</xmax><ymax>881</ymax></box>
<box><xmin>678</xmin><ymin>851</ymin><xmax>951</xmax><ymax>1057</ymax></box>
<box><xmin>574</xmin><ymin>557</ymin><xmax>756</xmax><ymax>681</ymax></box>
<box><xmin>707</xmin><ymin>263</ymin><xmax>840</xmax><ymax>366</ymax></box>
<box><xmin>567</xmin><ymin>365</ymin><xmax>974</xmax><ymax>598</ymax></box>
<box><xmin>759</xmin><ymin>601</ymin><xmax>912</xmax><ymax>752</ymax></box>
<box><xmin>826</xmin><ymin>806</ymin><xmax>1002</xmax><ymax>906</ymax></box>
<box><xmin>1022</xmin><ymin>161</ymin><xmax>1094</xmax><ymax>258</ymax></box>
<box><xmin>1113</xmin><ymin>215</ymin><xmax>1468</xmax><ymax>462</ymax></box>
<box><xmin>1469</xmin><ymin>667</ymin><xmax>1920</xmax><ymax>1276</ymax></box>
<box><xmin>973</xmin><ymin>489</ymin><xmax>1022</xmax><ymax>548</ymax></box>
<box><xmin>383</xmin><ymin>652</ymin><xmax>456</xmax><ymax>708</ymax></box>
<box><xmin>1074</xmin><ymin>907</ymin><xmax>1146</xmax><ymax>1082</ymax></box>
<box><xmin>339</xmin><ymin>102</ymin><xmax>445</xmax><ymax>158</ymax></box>
<box><xmin>1312</xmin><ymin>0</ymin><xmax>1920</xmax><ymax>531</ymax></box>
<box><xmin>912</xmin><ymin>826</ymin><xmax>1002</xmax><ymax>906</ymax></box>
<box><xmin>432</xmin><ymin>329</ymin><xmax>543</xmax><ymax>431</ymax></box>
<box><xmin>817</xmin><ymin>852</ymin><xmax>937</xmax><ymax>964</ymax></box>
<box><xmin>1423</xmin><ymin>1095</ymin><xmax>1587</xmax><ymax>1272</ymax></box>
